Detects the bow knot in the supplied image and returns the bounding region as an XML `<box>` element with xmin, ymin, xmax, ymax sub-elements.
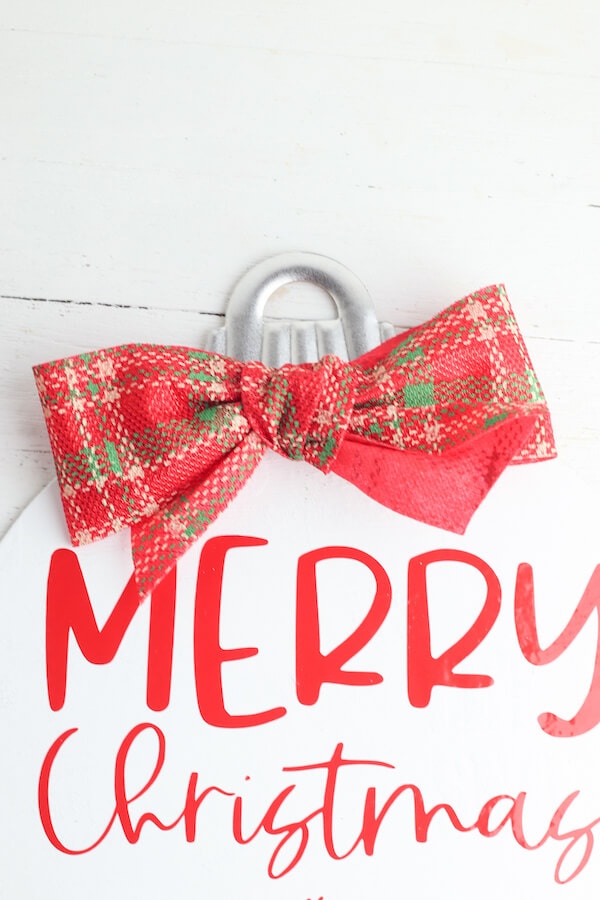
<box><xmin>240</xmin><ymin>356</ymin><xmax>356</xmax><ymax>471</ymax></box>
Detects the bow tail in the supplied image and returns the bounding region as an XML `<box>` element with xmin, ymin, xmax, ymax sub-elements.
<box><xmin>130</xmin><ymin>432</ymin><xmax>266</xmax><ymax>600</ymax></box>
<box><xmin>332</xmin><ymin>414</ymin><xmax>543</xmax><ymax>534</ymax></box>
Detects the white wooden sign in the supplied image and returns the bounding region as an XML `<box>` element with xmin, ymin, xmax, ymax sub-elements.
<box><xmin>0</xmin><ymin>454</ymin><xmax>598</xmax><ymax>898</ymax></box>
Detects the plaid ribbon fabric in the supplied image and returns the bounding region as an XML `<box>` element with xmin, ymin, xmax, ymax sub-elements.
<box><xmin>34</xmin><ymin>284</ymin><xmax>555</xmax><ymax>600</ymax></box>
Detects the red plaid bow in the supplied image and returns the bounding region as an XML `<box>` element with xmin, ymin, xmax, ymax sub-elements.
<box><xmin>34</xmin><ymin>285</ymin><xmax>555</xmax><ymax>599</ymax></box>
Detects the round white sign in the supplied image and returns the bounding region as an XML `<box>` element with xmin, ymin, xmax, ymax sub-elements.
<box><xmin>0</xmin><ymin>456</ymin><xmax>598</xmax><ymax>898</ymax></box>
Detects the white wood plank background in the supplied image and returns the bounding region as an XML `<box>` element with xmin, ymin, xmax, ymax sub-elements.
<box><xmin>1</xmin><ymin>1</ymin><xmax>599</xmax><ymax>538</ymax></box>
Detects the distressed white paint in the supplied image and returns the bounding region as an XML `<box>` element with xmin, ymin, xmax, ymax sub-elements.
<box><xmin>1</xmin><ymin>0</ymin><xmax>599</xmax><ymax>537</ymax></box>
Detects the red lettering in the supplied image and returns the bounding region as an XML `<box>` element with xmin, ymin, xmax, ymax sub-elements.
<box><xmin>476</xmin><ymin>792</ymin><xmax>544</xmax><ymax>848</ymax></box>
<box><xmin>38</xmin><ymin>729</ymin><xmax>600</xmax><ymax>884</ymax></box>
<box><xmin>295</xmin><ymin>547</ymin><xmax>391</xmax><ymax>705</ymax></box>
<box><xmin>46</xmin><ymin>549</ymin><xmax>176</xmax><ymax>711</ymax></box>
<box><xmin>233</xmin><ymin>784</ymin><xmax>314</xmax><ymax>877</ymax></box>
<box><xmin>407</xmin><ymin>550</ymin><xmax>501</xmax><ymax>707</ymax></box>
<box><xmin>39</xmin><ymin>723</ymin><xmax>234</xmax><ymax>853</ymax></box>
<box><xmin>38</xmin><ymin>727</ymin><xmax>117</xmax><ymax>854</ymax></box>
<box><xmin>475</xmin><ymin>789</ymin><xmax>600</xmax><ymax>884</ymax></box>
<box><xmin>284</xmin><ymin>743</ymin><xmax>393</xmax><ymax>864</ymax></box>
<box><xmin>361</xmin><ymin>783</ymin><xmax>470</xmax><ymax>852</ymax></box>
<box><xmin>515</xmin><ymin>563</ymin><xmax>600</xmax><ymax>737</ymax></box>
<box><xmin>114</xmin><ymin>722</ymin><xmax>182</xmax><ymax>841</ymax></box>
<box><xmin>549</xmin><ymin>793</ymin><xmax>600</xmax><ymax>884</ymax></box>
<box><xmin>194</xmin><ymin>535</ymin><xmax>286</xmax><ymax>728</ymax></box>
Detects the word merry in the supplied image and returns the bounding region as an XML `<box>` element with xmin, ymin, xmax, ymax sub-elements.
<box><xmin>45</xmin><ymin>537</ymin><xmax>600</xmax><ymax>736</ymax></box>
<box><xmin>39</xmin><ymin>724</ymin><xmax>599</xmax><ymax>885</ymax></box>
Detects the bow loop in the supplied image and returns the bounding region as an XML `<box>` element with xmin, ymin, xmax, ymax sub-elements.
<box><xmin>240</xmin><ymin>356</ymin><xmax>356</xmax><ymax>471</ymax></box>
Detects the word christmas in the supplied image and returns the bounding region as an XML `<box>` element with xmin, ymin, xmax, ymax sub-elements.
<box><xmin>39</xmin><ymin>729</ymin><xmax>599</xmax><ymax>885</ymax></box>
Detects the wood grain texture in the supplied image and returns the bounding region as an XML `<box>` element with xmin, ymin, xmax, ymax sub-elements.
<box><xmin>1</xmin><ymin>1</ymin><xmax>599</xmax><ymax>537</ymax></box>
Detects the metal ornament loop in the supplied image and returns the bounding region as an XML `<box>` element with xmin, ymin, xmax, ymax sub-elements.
<box><xmin>223</xmin><ymin>252</ymin><xmax>383</xmax><ymax>364</ymax></box>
